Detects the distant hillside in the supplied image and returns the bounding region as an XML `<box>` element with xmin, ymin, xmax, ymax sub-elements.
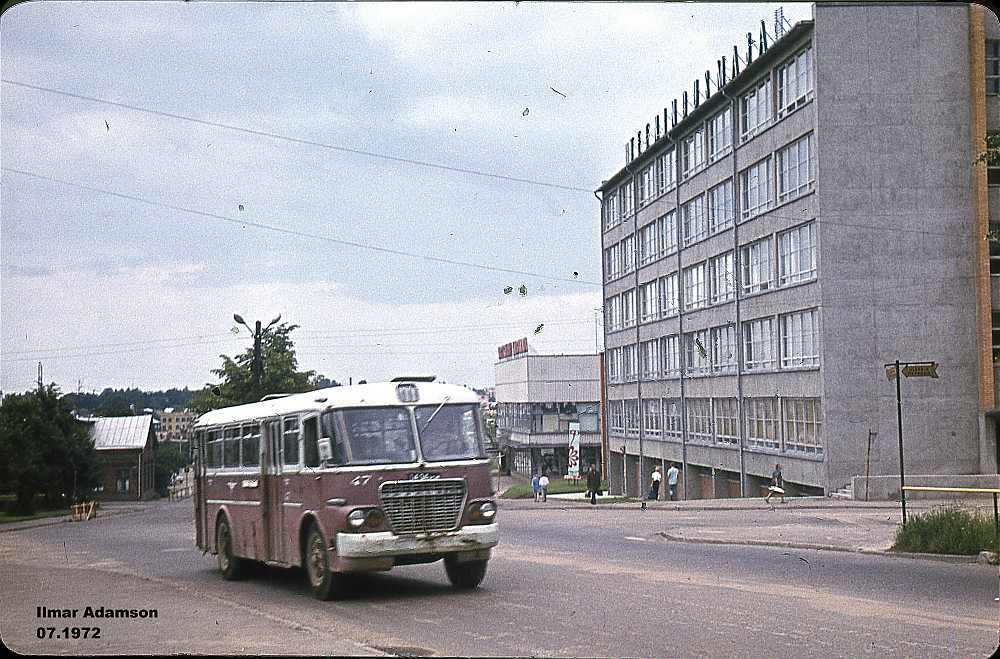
<box><xmin>63</xmin><ymin>387</ymin><xmax>198</xmax><ymax>416</ymax></box>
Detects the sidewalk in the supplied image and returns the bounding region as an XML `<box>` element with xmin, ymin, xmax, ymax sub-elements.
<box><xmin>0</xmin><ymin>501</ymin><xmax>147</xmax><ymax>533</ymax></box>
<box><xmin>497</xmin><ymin>475</ymin><xmax>998</xmax><ymax>563</ymax></box>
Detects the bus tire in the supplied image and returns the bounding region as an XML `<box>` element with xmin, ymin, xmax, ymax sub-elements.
<box><xmin>304</xmin><ymin>524</ymin><xmax>346</xmax><ymax>600</ymax></box>
<box><xmin>444</xmin><ymin>556</ymin><xmax>488</xmax><ymax>590</ymax></box>
<box><xmin>216</xmin><ymin>516</ymin><xmax>248</xmax><ymax>581</ymax></box>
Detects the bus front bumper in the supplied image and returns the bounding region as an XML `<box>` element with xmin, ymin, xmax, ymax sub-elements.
<box><xmin>336</xmin><ymin>524</ymin><xmax>498</xmax><ymax>560</ymax></box>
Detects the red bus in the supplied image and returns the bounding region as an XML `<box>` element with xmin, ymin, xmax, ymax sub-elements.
<box><xmin>192</xmin><ymin>378</ymin><xmax>498</xmax><ymax>599</ymax></box>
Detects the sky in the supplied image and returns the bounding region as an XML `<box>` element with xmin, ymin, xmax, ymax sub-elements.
<box><xmin>1</xmin><ymin>1</ymin><xmax>814</xmax><ymax>394</ymax></box>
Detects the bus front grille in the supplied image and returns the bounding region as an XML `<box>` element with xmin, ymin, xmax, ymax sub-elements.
<box><xmin>379</xmin><ymin>479</ymin><xmax>466</xmax><ymax>534</ymax></box>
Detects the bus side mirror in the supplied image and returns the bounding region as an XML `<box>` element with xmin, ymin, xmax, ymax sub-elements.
<box><xmin>317</xmin><ymin>438</ymin><xmax>333</xmax><ymax>463</ymax></box>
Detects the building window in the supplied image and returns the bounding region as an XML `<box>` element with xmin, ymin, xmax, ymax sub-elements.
<box><xmin>781</xmin><ymin>309</ymin><xmax>820</xmax><ymax>368</ymax></box>
<box><xmin>741</xmin><ymin>76</ymin><xmax>773</xmax><ymax>141</ymax></box>
<box><xmin>664</xmin><ymin>399</ymin><xmax>683</xmax><ymax>439</ymax></box>
<box><xmin>741</xmin><ymin>156</ymin><xmax>773</xmax><ymax>219</ymax></box>
<box><xmin>743</xmin><ymin>317</ymin><xmax>775</xmax><ymax>371</ymax></box>
<box><xmin>745</xmin><ymin>397</ymin><xmax>779</xmax><ymax>449</ymax></box>
<box><xmin>714</xmin><ymin>398</ymin><xmax>739</xmax><ymax>445</ymax></box>
<box><xmin>604</xmin><ymin>191</ymin><xmax>620</xmax><ymax>230</ymax></box>
<box><xmin>682</xmin><ymin>194</ymin><xmax>708</xmax><ymax>245</ymax></box>
<box><xmin>988</xmin><ymin>136</ymin><xmax>1000</xmax><ymax>185</ymax></box>
<box><xmin>639</xmin><ymin>165</ymin><xmax>654</xmax><ymax>205</ymax></box>
<box><xmin>777</xmin><ymin>133</ymin><xmax>816</xmax><ymax>203</ymax></box>
<box><xmin>709</xmin><ymin>250</ymin><xmax>735</xmax><ymax>304</ymax></box>
<box><xmin>659</xmin><ymin>272</ymin><xmax>680</xmax><ymax>317</ymax></box>
<box><xmin>682</xmin><ymin>126</ymin><xmax>706</xmax><ymax>179</ymax></box>
<box><xmin>988</xmin><ymin>41</ymin><xmax>1000</xmax><ymax>95</ymax></box>
<box><xmin>659</xmin><ymin>210</ymin><xmax>679</xmax><ymax>255</ymax></box>
<box><xmin>625</xmin><ymin>399</ymin><xmax>640</xmax><ymax>437</ymax></box>
<box><xmin>687</xmin><ymin>398</ymin><xmax>713</xmax><ymax>442</ymax></box>
<box><xmin>658</xmin><ymin>149</ymin><xmax>676</xmax><ymax>192</ymax></box>
<box><xmin>992</xmin><ymin>226</ymin><xmax>1000</xmax><ymax>277</ymax></box>
<box><xmin>778</xmin><ymin>222</ymin><xmax>817</xmax><ymax>285</ymax></box>
<box><xmin>783</xmin><ymin>398</ymin><xmax>823</xmax><ymax>454</ymax></box>
<box><xmin>622</xmin><ymin>289</ymin><xmax>636</xmax><ymax>328</ymax></box>
<box><xmin>609</xmin><ymin>400</ymin><xmax>625</xmax><ymax>434</ymax></box>
<box><xmin>608</xmin><ymin>347</ymin><xmax>622</xmax><ymax>383</ymax></box>
<box><xmin>710</xmin><ymin>323</ymin><xmax>738</xmax><ymax>374</ymax></box>
<box><xmin>661</xmin><ymin>335</ymin><xmax>681</xmax><ymax>378</ymax></box>
<box><xmin>641</xmin><ymin>339</ymin><xmax>660</xmax><ymax>379</ymax></box>
<box><xmin>622</xmin><ymin>234</ymin><xmax>636</xmax><ymax>274</ymax></box>
<box><xmin>640</xmin><ymin>280</ymin><xmax>659</xmax><ymax>323</ymax></box>
<box><xmin>639</xmin><ymin>222</ymin><xmax>659</xmax><ymax>266</ymax></box>
<box><xmin>605</xmin><ymin>243</ymin><xmax>622</xmax><ymax>282</ymax></box>
<box><xmin>777</xmin><ymin>45</ymin><xmax>814</xmax><ymax>115</ymax></box>
<box><xmin>683</xmin><ymin>261</ymin><xmax>708</xmax><ymax>310</ymax></box>
<box><xmin>606</xmin><ymin>295</ymin><xmax>621</xmax><ymax>332</ymax></box>
<box><xmin>116</xmin><ymin>469</ymin><xmax>131</xmax><ymax>494</ymax></box>
<box><xmin>993</xmin><ymin>312</ymin><xmax>1000</xmax><ymax>363</ymax></box>
<box><xmin>643</xmin><ymin>399</ymin><xmax>662</xmax><ymax>436</ymax></box>
<box><xmin>708</xmin><ymin>107</ymin><xmax>732</xmax><ymax>162</ymax></box>
<box><xmin>740</xmin><ymin>236</ymin><xmax>774</xmax><ymax>294</ymax></box>
<box><xmin>708</xmin><ymin>179</ymin><xmax>734</xmax><ymax>234</ymax></box>
<box><xmin>623</xmin><ymin>344</ymin><xmax>638</xmax><ymax>382</ymax></box>
<box><xmin>621</xmin><ymin>180</ymin><xmax>634</xmax><ymax>218</ymax></box>
<box><xmin>684</xmin><ymin>329</ymin><xmax>711</xmax><ymax>376</ymax></box>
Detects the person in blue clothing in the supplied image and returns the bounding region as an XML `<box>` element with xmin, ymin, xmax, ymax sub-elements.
<box><xmin>531</xmin><ymin>473</ymin><xmax>541</xmax><ymax>502</ymax></box>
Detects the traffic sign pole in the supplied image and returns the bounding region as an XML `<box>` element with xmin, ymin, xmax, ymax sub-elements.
<box><xmin>895</xmin><ymin>359</ymin><xmax>906</xmax><ymax>525</ymax></box>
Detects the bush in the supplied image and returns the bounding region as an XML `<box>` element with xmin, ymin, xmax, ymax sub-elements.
<box><xmin>892</xmin><ymin>507</ymin><xmax>999</xmax><ymax>555</ymax></box>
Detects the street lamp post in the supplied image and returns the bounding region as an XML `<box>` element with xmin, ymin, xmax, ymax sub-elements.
<box><xmin>234</xmin><ymin>313</ymin><xmax>281</xmax><ymax>399</ymax></box>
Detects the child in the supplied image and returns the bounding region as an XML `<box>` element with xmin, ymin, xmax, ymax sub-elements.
<box><xmin>531</xmin><ymin>473</ymin><xmax>541</xmax><ymax>502</ymax></box>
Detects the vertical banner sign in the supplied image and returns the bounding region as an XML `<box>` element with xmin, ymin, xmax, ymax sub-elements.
<box><xmin>568</xmin><ymin>421</ymin><xmax>581</xmax><ymax>478</ymax></box>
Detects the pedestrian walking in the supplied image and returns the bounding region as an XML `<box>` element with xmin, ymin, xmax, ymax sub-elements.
<box><xmin>531</xmin><ymin>473</ymin><xmax>541</xmax><ymax>502</ymax></box>
<box><xmin>538</xmin><ymin>473</ymin><xmax>550</xmax><ymax>502</ymax></box>
<box><xmin>765</xmin><ymin>463</ymin><xmax>785</xmax><ymax>504</ymax></box>
<box><xmin>666</xmin><ymin>462</ymin><xmax>679</xmax><ymax>501</ymax></box>
<box><xmin>586</xmin><ymin>464</ymin><xmax>601</xmax><ymax>505</ymax></box>
<box><xmin>648</xmin><ymin>466</ymin><xmax>662</xmax><ymax>501</ymax></box>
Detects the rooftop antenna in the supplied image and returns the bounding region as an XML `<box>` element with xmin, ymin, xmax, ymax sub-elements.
<box><xmin>655</xmin><ymin>115</ymin><xmax>661</xmax><ymax>140</ymax></box>
<box><xmin>671</xmin><ymin>99</ymin><xmax>678</xmax><ymax>127</ymax></box>
<box><xmin>719</xmin><ymin>58</ymin><xmax>726</xmax><ymax>86</ymax></box>
<box><xmin>693</xmin><ymin>80</ymin><xmax>700</xmax><ymax>109</ymax></box>
<box><xmin>646</xmin><ymin>123</ymin><xmax>651</xmax><ymax>149</ymax></box>
<box><xmin>705</xmin><ymin>70</ymin><xmax>713</xmax><ymax>98</ymax></box>
<box><xmin>637</xmin><ymin>130</ymin><xmax>643</xmax><ymax>154</ymax></box>
<box><xmin>747</xmin><ymin>32</ymin><xmax>755</xmax><ymax>65</ymax></box>
<box><xmin>760</xmin><ymin>20</ymin><xmax>770</xmax><ymax>54</ymax></box>
<box><xmin>682</xmin><ymin>91</ymin><xmax>689</xmax><ymax>117</ymax></box>
<box><xmin>733</xmin><ymin>45</ymin><xmax>741</xmax><ymax>77</ymax></box>
<box><xmin>775</xmin><ymin>7</ymin><xmax>788</xmax><ymax>38</ymax></box>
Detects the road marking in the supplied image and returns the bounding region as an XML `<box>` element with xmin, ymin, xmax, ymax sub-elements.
<box><xmin>624</xmin><ymin>536</ymin><xmax>646</xmax><ymax>542</ymax></box>
<box><xmin>163</xmin><ymin>548</ymin><xmax>188</xmax><ymax>552</ymax></box>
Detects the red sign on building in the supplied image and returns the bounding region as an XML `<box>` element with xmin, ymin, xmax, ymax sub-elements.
<box><xmin>497</xmin><ymin>337</ymin><xmax>528</xmax><ymax>361</ymax></box>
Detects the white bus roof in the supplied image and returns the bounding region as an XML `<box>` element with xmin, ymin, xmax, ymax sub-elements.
<box><xmin>194</xmin><ymin>381</ymin><xmax>479</xmax><ymax>428</ymax></box>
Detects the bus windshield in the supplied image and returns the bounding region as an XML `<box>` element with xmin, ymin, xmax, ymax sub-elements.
<box><xmin>323</xmin><ymin>407</ymin><xmax>417</xmax><ymax>466</ymax></box>
<box><xmin>414</xmin><ymin>404</ymin><xmax>484</xmax><ymax>462</ymax></box>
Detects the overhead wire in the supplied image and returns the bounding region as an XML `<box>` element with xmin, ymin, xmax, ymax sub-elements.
<box><xmin>3</xmin><ymin>167</ymin><xmax>601</xmax><ymax>286</ymax></box>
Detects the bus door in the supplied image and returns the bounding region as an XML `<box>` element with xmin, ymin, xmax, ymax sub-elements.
<box><xmin>193</xmin><ymin>430</ymin><xmax>205</xmax><ymax>551</ymax></box>
<box><xmin>262</xmin><ymin>418</ymin><xmax>285</xmax><ymax>563</ymax></box>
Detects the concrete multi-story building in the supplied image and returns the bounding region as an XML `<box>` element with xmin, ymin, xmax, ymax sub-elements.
<box><xmin>494</xmin><ymin>340</ymin><xmax>602</xmax><ymax>478</ymax></box>
<box><xmin>157</xmin><ymin>407</ymin><xmax>196</xmax><ymax>444</ymax></box>
<box><xmin>598</xmin><ymin>3</ymin><xmax>1000</xmax><ymax>499</ymax></box>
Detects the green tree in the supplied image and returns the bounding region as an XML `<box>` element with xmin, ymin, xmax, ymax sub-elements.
<box><xmin>154</xmin><ymin>442</ymin><xmax>190</xmax><ymax>497</ymax></box>
<box><xmin>190</xmin><ymin>322</ymin><xmax>331</xmax><ymax>412</ymax></box>
<box><xmin>0</xmin><ymin>385</ymin><xmax>99</xmax><ymax>515</ymax></box>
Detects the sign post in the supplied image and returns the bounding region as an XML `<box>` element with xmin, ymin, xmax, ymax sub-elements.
<box><xmin>884</xmin><ymin>360</ymin><xmax>939</xmax><ymax>526</ymax></box>
<box><xmin>567</xmin><ymin>422</ymin><xmax>580</xmax><ymax>479</ymax></box>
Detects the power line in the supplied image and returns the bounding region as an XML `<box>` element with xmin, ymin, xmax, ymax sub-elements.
<box><xmin>5</xmin><ymin>332</ymin><xmax>237</xmax><ymax>356</ymax></box>
<box><xmin>3</xmin><ymin>167</ymin><xmax>601</xmax><ymax>286</ymax></box>
<box><xmin>2</xmin><ymin>78</ymin><xmax>592</xmax><ymax>194</ymax></box>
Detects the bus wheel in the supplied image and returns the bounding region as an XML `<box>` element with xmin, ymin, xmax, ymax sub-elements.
<box><xmin>304</xmin><ymin>525</ymin><xmax>345</xmax><ymax>600</ymax></box>
<box><xmin>216</xmin><ymin>517</ymin><xmax>247</xmax><ymax>581</ymax></box>
<box><xmin>444</xmin><ymin>556</ymin><xmax>488</xmax><ymax>590</ymax></box>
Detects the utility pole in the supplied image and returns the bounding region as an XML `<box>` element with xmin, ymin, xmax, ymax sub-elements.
<box><xmin>234</xmin><ymin>313</ymin><xmax>281</xmax><ymax>400</ymax></box>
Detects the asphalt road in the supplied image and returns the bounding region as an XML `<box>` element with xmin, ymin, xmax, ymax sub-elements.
<box><xmin>1</xmin><ymin>499</ymin><xmax>998</xmax><ymax>657</ymax></box>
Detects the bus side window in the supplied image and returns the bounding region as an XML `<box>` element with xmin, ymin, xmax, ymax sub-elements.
<box><xmin>241</xmin><ymin>423</ymin><xmax>261</xmax><ymax>468</ymax></box>
<box><xmin>223</xmin><ymin>427</ymin><xmax>240</xmax><ymax>467</ymax></box>
<box><xmin>206</xmin><ymin>429</ymin><xmax>222</xmax><ymax>468</ymax></box>
<box><xmin>303</xmin><ymin>417</ymin><xmax>320</xmax><ymax>468</ymax></box>
<box><xmin>321</xmin><ymin>412</ymin><xmax>348</xmax><ymax>465</ymax></box>
<box><xmin>283</xmin><ymin>417</ymin><xmax>300</xmax><ymax>467</ymax></box>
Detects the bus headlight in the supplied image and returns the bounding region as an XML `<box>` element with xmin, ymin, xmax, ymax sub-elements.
<box><xmin>468</xmin><ymin>501</ymin><xmax>497</xmax><ymax>524</ymax></box>
<box><xmin>347</xmin><ymin>508</ymin><xmax>385</xmax><ymax>530</ymax></box>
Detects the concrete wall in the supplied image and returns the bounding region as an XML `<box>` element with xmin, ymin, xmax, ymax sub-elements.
<box><xmin>815</xmin><ymin>3</ymin><xmax>982</xmax><ymax>490</ymax></box>
<box><xmin>495</xmin><ymin>354</ymin><xmax>600</xmax><ymax>403</ymax></box>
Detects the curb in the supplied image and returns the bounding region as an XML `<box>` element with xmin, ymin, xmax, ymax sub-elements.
<box><xmin>0</xmin><ymin>506</ymin><xmax>145</xmax><ymax>533</ymax></box>
<box><xmin>654</xmin><ymin>531</ymin><xmax>982</xmax><ymax>564</ymax></box>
